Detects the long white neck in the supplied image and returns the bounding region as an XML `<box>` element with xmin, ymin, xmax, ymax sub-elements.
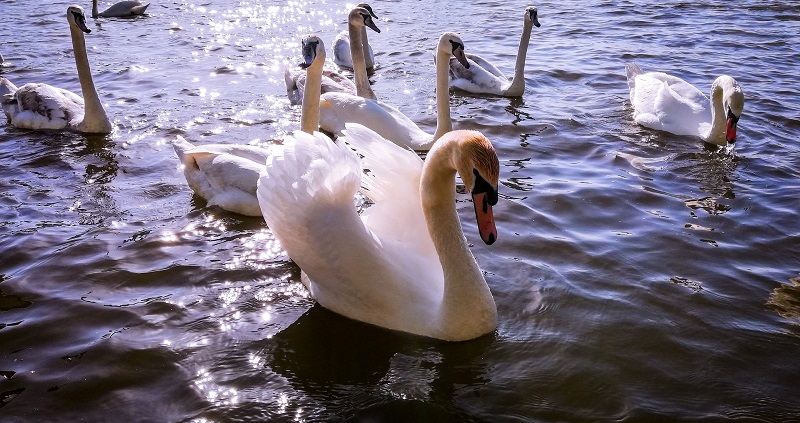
<box><xmin>300</xmin><ymin>57</ymin><xmax>323</xmax><ymax>134</ymax></box>
<box><xmin>92</xmin><ymin>0</ymin><xmax>99</xmax><ymax>18</ymax></box>
<box><xmin>704</xmin><ymin>84</ymin><xmax>727</xmax><ymax>146</ymax></box>
<box><xmin>350</xmin><ymin>23</ymin><xmax>376</xmax><ymax>100</ymax></box>
<box><xmin>71</xmin><ymin>24</ymin><xmax>111</xmax><ymax>133</ymax></box>
<box><xmin>420</xmin><ymin>138</ymin><xmax>497</xmax><ymax>341</ymax></box>
<box><xmin>432</xmin><ymin>47</ymin><xmax>453</xmax><ymax>140</ymax></box>
<box><xmin>506</xmin><ymin>19</ymin><xmax>533</xmax><ymax>96</ymax></box>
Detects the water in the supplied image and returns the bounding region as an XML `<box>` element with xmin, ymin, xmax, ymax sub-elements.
<box><xmin>1</xmin><ymin>0</ymin><xmax>799</xmax><ymax>421</ymax></box>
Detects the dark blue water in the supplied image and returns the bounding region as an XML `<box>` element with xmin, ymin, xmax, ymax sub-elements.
<box><xmin>1</xmin><ymin>0</ymin><xmax>799</xmax><ymax>421</ymax></box>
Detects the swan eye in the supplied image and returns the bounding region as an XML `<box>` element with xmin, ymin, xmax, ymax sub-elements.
<box><xmin>472</xmin><ymin>169</ymin><xmax>498</xmax><ymax>206</ymax></box>
<box><xmin>726</xmin><ymin>107</ymin><xmax>739</xmax><ymax>124</ymax></box>
<box><xmin>449</xmin><ymin>40</ymin><xmax>464</xmax><ymax>53</ymax></box>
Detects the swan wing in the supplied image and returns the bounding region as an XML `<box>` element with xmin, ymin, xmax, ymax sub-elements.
<box><xmin>340</xmin><ymin>124</ymin><xmax>434</xmax><ymax>256</ymax></box>
<box><xmin>257</xmin><ymin>130</ymin><xmax>442</xmax><ymax>334</ymax></box>
<box><xmin>628</xmin><ymin>68</ymin><xmax>710</xmax><ymax>137</ymax></box>
<box><xmin>285</xmin><ymin>67</ymin><xmax>356</xmax><ymax>105</ymax></box>
<box><xmin>319</xmin><ymin>92</ymin><xmax>433</xmax><ymax>150</ymax></box>
<box><xmin>464</xmin><ymin>53</ymin><xmax>506</xmax><ymax>78</ymax></box>
<box><xmin>6</xmin><ymin>83</ymin><xmax>83</xmax><ymax>130</ymax></box>
<box><xmin>449</xmin><ymin>56</ymin><xmax>509</xmax><ymax>95</ymax></box>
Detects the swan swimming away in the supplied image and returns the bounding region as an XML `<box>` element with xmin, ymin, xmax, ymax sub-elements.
<box><xmin>332</xmin><ymin>3</ymin><xmax>378</xmax><ymax>71</ymax></box>
<box><xmin>449</xmin><ymin>6</ymin><xmax>540</xmax><ymax>97</ymax></box>
<box><xmin>1</xmin><ymin>6</ymin><xmax>112</xmax><ymax>134</ymax></box>
<box><xmin>285</xmin><ymin>5</ymin><xmax>380</xmax><ymax>104</ymax></box>
<box><xmin>257</xmin><ymin>122</ymin><xmax>500</xmax><ymax>341</ymax></box>
<box><xmin>92</xmin><ymin>0</ymin><xmax>150</xmax><ymax>18</ymax></box>
<box><xmin>319</xmin><ymin>32</ymin><xmax>471</xmax><ymax>150</ymax></box>
<box><xmin>172</xmin><ymin>34</ymin><xmax>331</xmax><ymax>216</ymax></box>
<box><xmin>625</xmin><ymin>63</ymin><xmax>745</xmax><ymax>147</ymax></box>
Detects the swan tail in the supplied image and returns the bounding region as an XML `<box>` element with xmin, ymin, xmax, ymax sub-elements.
<box><xmin>131</xmin><ymin>3</ymin><xmax>150</xmax><ymax>14</ymax></box>
<box><xmin>171</xmin><ymin>135</ymin><xmax>196</xmax><ymax>163</ymax></box>
<box><xmin>257</xmin><ymin>131</ymin><xmax>361</xmax><ymax>230</ymax></box>
<box><xmin>625</xmin><ymin>63</ymin><xmax>644</xmax><ymax>90</ymax></box>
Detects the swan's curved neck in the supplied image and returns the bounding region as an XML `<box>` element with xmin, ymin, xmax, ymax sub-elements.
<box><xmin>300</xmin><ymin>58</ymin><xmax>323</xmax><ymax>134</ymax></box>
<box><xmin>421</xmin><ymin>139</ymin><xmax>496</xmax><ymax>339</ymax></box>
<box><xmin>361</xmin><ymin>27</ymin><xmax>372</xmax><ymax>69</ymax></box>
<box><xmin>507</xmin><ymin>19</ymin><xmax>533</xmax><ymax>96</ymax></box>
<box><xmin>92</xmin><ymin>0</ymin><xmax>99</xmax><ymax>18</ymax></box>
<box><xmin>432</xmin><ymin>47</ymin><xmax>453</xmax><ymax>140</ymax></box>
<box><xmin>71</xmin><ymin>24</ymin><xmax>111</xmax><ymax>133</ymax></box>
<box><xmin>350</xmin><ymin>24</ymin><xmax>376</xmax><ymax>100</ymax></box>
<box><xmin>704</xmin><ymin>85</ymin><xmax>727</xmax><ymax>146</ymax></box>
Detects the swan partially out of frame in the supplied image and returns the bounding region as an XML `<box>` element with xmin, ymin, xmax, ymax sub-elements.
<box><xmin>625</xmin><ymin>63</ymin><xmax>745</xmax><ymax>147</ymax></box>
<box><xmin>257</xmin><ymin>121</ymin><xmax>500</xmax><ymax>341</ymax></box>
<box><xmin>1</xmin><ymin>5</ymin><xmax>112</xmax><ymax>134</ymax></box>
<box><xmin>319</xmin><ymin>32</ymin><xmax>470</xmax><ymax>150</ymax></box>
<box><xmin>92</xmin><ymin>0</ymin><xmax>150</xmax><ymax>18</ymax></box>
<box><xmin>333</xmin><ymin>3</ymin><xmax>378</xmax><ymax>71</ymax></box>
<box><xmin>449</xmin><ymin>6</ymin><xmax>540</xmax><ymax>97</ymax></box>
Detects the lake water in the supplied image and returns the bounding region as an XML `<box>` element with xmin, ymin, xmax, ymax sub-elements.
<box><xmin>1</xmin><ymin>0</ymin><xmax>799</xmax><ymax>421</ymax></box>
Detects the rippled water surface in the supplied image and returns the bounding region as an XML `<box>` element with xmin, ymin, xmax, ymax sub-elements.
<box><xmin>1</xmin><ymin>0</ymin><xmax>799</xmax><ymax>421</ymax></box>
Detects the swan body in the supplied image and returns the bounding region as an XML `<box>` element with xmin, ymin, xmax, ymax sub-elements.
<box><xmin>172</xmin><ymin>136</ymin><xmax>272</xmax><ymax>216</ymax></box>
<box><xmin>92</xmin><ymin>0</ymin><xmax>149</xmax><ymax>18</ymax></box>
<box><xmin>257</xmin><ymin>123</ymin><xmax>500</xmax><ymax>341</ymax></box>
<box><xmin>1</xmin><ymin>6</ymin><xmax>112</xmax><ymax>134</ymax></box>
<box><xmin>332</xmin><ymin>3</ymin><xmax>377</xmax><ymax>70</ymax></box>
<box><xmin>172</xmin><ymin>34</ymin><xmax>329</xmax><ymax>215</ymax></box>
<box><xmin>625</xmin><ymin>63</ymin><xmax>744</xmax><ymax>146</ymax></box>
<box><xmin>449</xmin><ymin>6</ymin><xmax>540</xmax><ymax>97</ymax></box>
<box><xmin>319</xmin><ymin>32</ymin><xmax>471</xmax><ymax>150</ymax></box>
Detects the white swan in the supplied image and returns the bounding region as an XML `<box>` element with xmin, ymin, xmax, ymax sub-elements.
<box><xmin>625</xmin><ymin>63</ymin><xmax>745</xmax><ymax>146</ymax></box>
<box><xmin>284</xmin><ymin>5</ymin><xmax>380</xmax><ymax>105</ymax></box>
<box><xmin>449</xmin><ymin>6</ymin><xmax>540</xmax><ymax>97</ymax></box>
<box><xmin>332</xmin><ymin>3</ymin><xmax>377</xmax><ymax>71</ymax></box>
<box><xmin>1</xmin><ymin>6</ymin><xmax>112</xmax><ymax>134</ymax></box>
<box><xmin>172</xmin><ymin>34</ymin><xmax>330</xmax><ymax>216</ymax></box>
<box><xmin>319</xmin><ymin>32</ymin><xmax>471</xmax><ymax>150</ymax></box>
<box><xmin>92</xmin><ymin>0</ymin><xmax>149</xmax><ymax>18</ymax></box>
<box><xmin>257</xmin><ymin>122</ymin><xmax>500</xmax><ymax>341</ymax></box>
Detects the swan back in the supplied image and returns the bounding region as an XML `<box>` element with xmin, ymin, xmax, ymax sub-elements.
<box><xmin>95</xmin><ymin>0</ymin><xmax>150</xmax><ymax>18</ymax></box>
<box><xmin>173</xmin><ymin>136</ymin><xmax>271</xmax><ymax>216</ymax></box>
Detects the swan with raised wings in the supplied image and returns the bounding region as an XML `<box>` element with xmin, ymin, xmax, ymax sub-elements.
<box><xmin>333</xmin><ymin>3</ymin><xmax>378</xmax><ymax>71</ymax></box>
<box><xmin>319</xmin><ymin>32</ymin><xmax>470</xmax><ymax>150</ymax></box>
<box><xmin>625</xmin><ymin>63</ymin><xmax>744</xmax><ymax>147</ymax></box>
<box><xmin>1</xmin><ymin>6</ymin><xmax>112</xmax><ymax>134</ymax></box>
<box><xmin>285</xmin><ymin>5</ymin><xmax>380</xmax><ymax>105</ymax></box>
<box><xmin>92</xmin><ymin>0</ymin><xmax>149</xmax><ymax>18</ymax></box>
<box><xmin>172</xmin><ymin>34</ymin><xmax>330</xmax><ymax>216</ymax></box>
<box><xmin>449</xmin><ymin>6</ymin><xmax>540</xmax><ymax>97</ymax></box>
<box><xmin>257</xmin><ymin>122</ymin><xmax>500</xmax><ymax>341</ymax></box>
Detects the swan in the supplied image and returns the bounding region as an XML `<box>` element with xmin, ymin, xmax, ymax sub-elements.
<box><xmin>625</xmin><ymin>63</ymin><xmax>745</xmax><ymax>146</ymax></box>
<box><xmin>284</xmin><ymin>5</ymin><xmax>380</xmax><ymax>105</ymax></box>
<box><xmin>448</xmin><ymin>6</ymin><xmax>540</xmax><ymax>97</ymax></box>
<box><xmin>1</xmin><ymin>6</ymin><xmax>112</xmax><ymax>134</ymax></box>
<box><xmin>172</xmin><ymin>34</ymin><xmax>330</xmax><ymax>216</ymax></box>
<box><xmin>332</xmin><ymin>3</ymin><xmax>378</xmax><ymax>71</ymax></box>
<box><xmin>318</xmin><ymin>32</ymin><xmax>471</xmax><ymax>150</ymax></box>
<box><xmin>256</xmin><ymin>122</ymin><xmax>500</xmax><ymax>341</ymax></box>
<box><xmin>92</xmin><ymin>0</ymin><xmax>150</xmax><ymax>18</ymax></box>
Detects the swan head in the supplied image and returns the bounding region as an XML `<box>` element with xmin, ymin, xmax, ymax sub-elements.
<box><xmin>445</xmin><ymin>130</ymin><xmax>500</xmax><ymax>245</ymax></box>
<box><xmin>356</xmin><ymin>3</ymin><xmax>378</xmax><ymax>19</ymax></box>
<box><xmin>67</xmin><ymin>5</ymin><xmax>91</xmax><ymax>34</ymax></box>
<box><xmin>299</xmin><ymin>34</ymin><xmax>325</xmax><ymax>69</ymax></box>
<box><xmin>439</xmin><ymin>32</ymin><xmax>470</xmax><ymax>69</ymax></box>
<box><xmin>713</xmin><ymin>75</ymin><xmax>744</xmax><ymax>144</ymax></box>
<box><xmin>525</xmin><ymin>6</ymin><xmax>541</xmax><ymax>28</ymax></box>
<box><xmin>349</xmin><ymin>5</ymin><xmax>381</xmax><ymax>33</ymax></box>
